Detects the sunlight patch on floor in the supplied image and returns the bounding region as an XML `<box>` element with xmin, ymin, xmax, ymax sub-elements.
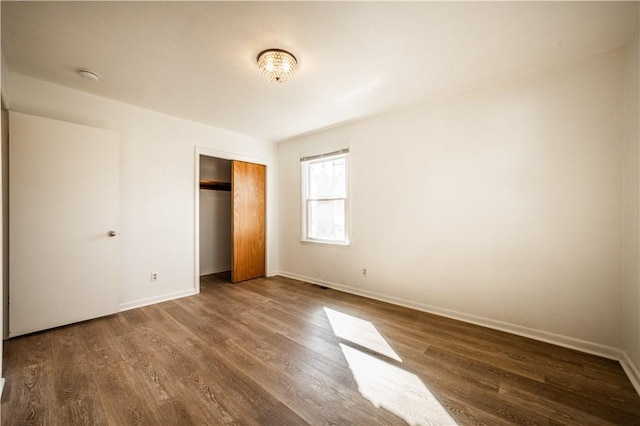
<box><xmin>324</xmin><ymin>307</ymin><xmax>402</xmax><ymax>362</ymax></box>
<box><xmin>340</xmin><ymin>344</ymin><xmax>458</xmax><ymax>426</ymax></box>
<box><xmin>323</xmin><ymin>307</ymin><xmax>458</xmax><ymax>425</ymax></box>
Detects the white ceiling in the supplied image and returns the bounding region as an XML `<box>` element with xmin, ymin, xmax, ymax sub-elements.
<box><xmin>2</xmin><ymin>1</ymin><xmax>638</xmax><ymax>142</ymax></box>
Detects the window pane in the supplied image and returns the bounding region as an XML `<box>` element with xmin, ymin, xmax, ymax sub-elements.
<box><xmin>308</xmin><ymin>199</ymin><xmax>345</xmax><ymax>241</ymax></box>
<box><xmin>308</xmin><ymin>157</ymin><xmax>346</xmax><ymax>199</ymax></box>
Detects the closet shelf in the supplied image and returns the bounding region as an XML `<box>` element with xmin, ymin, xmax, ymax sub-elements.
<box><xmin>200</xmin><ymin>180</ymin><xmax>231</xmax><ymax>191</ymax></box>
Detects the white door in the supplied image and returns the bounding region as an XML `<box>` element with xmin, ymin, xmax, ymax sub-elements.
<box><xmin>9</xmin><ymin>112</ymin><xmax>120</xmax><ymax>337</ymax></box>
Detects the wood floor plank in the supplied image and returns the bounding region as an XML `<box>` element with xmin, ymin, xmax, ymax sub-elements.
<box><xmin>238</xmin><ymin>307</ymin><xmax>349</xmax><ymax>367</ymax></box>
<box><xmin>209</xmin><ymin>335</ymin><xmax>351</xmax><ymax>425</ymax></box>
<box><xmin>46</xmin><ymin>325</ymin><xmax>110</xmax><ymax>424</ymax></box>
<box><xmin>389</xmin><ymin>346</ymin><xmax>540</xmax><ymax>425</ymax></box>
<box><xmin>91</xmin><ymin>360</ymin><xmax>162</xmax><ymax>425</ymax></box>
<box><xmin>53</xmin><ymin>353</ymin><xmax>110</xmax><ymax>426</ymax></box>
<box><xmin>1</xmin><ymin>360</ymin><xmax>57</xmax><ymax>425</ymax></box>
<box><xmin>180</xmin><ymin>337</ymin><xmax>307</xmax><ymax>425</ymax></box>
<box><xmin>3</xmin><ymin>272</ymin><xmax>640</xmax><ymax>425</ymax></box>
<box><xmin>3</xmin><ymin>332</ymin><xmax>52</xmax><ymax>372</ymax></box>
<box><xmin>163</xmin><ymin>303</ymin><xmax>231</xmax><ymax>345</ymax></box>
<box><xmin>498</xmin><ymin>382</ymin><xmax>621</xmax><ymax>426</ymax></box>
<box><xmin>227</xmin><ymin>338</ymin><xmax>405</xmax><ymax>425</ymax></box>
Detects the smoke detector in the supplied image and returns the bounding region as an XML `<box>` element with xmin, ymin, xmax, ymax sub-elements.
<box><xmin>76</xmin><ymin>68</ymin><xmax>100</xmax><ymax>82</ymax></box>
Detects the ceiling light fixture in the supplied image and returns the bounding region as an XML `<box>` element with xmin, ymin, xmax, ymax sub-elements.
<box><xmin>76</xmin><ymin>68</ymin><xmax>100</xmax><ymax>82</ymax></box>
<box><xmin>257</xmin><ymin>49</ymin><xmax>297</xmax><ymax>83</ymax></box>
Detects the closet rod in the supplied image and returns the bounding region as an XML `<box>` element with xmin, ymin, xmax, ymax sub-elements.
<box><xmin>200</xmin><ymin>180</ymin><xmax>231</xmax><ymax>191</ymax></box>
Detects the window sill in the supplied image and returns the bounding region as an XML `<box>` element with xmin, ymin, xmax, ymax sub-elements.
<box><xmin>299</xmin><ymin>239</ymin><xmax>351</xmax><ymax>247</ymax></box>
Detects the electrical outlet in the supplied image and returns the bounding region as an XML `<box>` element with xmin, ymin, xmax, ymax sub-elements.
<box><xmin>151</xmin><ymin>272</ymin><xmax>159</xmax><ymax>282</ymax></box>
<box><xmin>362</xmin><ymin>267</ymin><xmax>367</xmax><ymax>277</ymax></box>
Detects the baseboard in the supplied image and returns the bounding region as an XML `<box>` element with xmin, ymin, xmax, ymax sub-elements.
<box><xmin>620</xmin><ymin>352</ymin><xmax>640</xmax><ymax>396</ymax></box>
<box><xmin>119</xmin><ymin>288</ymin><xmax>197</xmax><ymax>312</ymax></box>
<box><xmin>277</xmin><ymin>271</ymin><xmax>623</xmax><ymax>362</ymax></box>
<box><xmin>199</xmin><ymin>266</ymin><xmax>231</xmax><ymax>276</ymax></box>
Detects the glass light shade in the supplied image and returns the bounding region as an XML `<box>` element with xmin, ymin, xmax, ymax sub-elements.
<box><xmin>257</xmin><ymin>49</ymin><xmax>297</xmax><ymax>83</ymax></box>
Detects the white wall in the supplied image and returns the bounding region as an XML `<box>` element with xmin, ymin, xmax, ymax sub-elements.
<box><xmin>622</xmin><ymin>22</ymin><xmax>640</xmax><ymax>389</ymax></box>
<box><xmin>199</xmin><ymin>156</ymin><xmax>231</xmax><ymax>275</ymax></box>
<box><xmin>278</xmin><ymin>48</ymin><xmax>625</xmax><ymax>357</ymax></box>
<box><xmin>6</xmin><ymin>72</ymin><xmax>276</xmax><ymax>310</ymax></box>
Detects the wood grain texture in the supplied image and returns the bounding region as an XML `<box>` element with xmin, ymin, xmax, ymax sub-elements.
<box><xmin>231</xmin><ymin>161</ymin><xmax>265</xmax><ymax>283</ymax></box>
<box><xmin>3</xmin><ymin>272</ymin><xmax>640</xmax><ymax>425</ymax></box>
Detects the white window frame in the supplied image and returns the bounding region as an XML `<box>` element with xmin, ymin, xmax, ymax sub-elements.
<box><xmin>301</xmin><ymin>150</ymin><xmax>350</xmax><ymax>245</ymax></box>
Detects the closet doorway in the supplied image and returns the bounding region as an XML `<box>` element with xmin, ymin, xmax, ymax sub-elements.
<box><xmin>199</xmin><ymin>156</ymin><xmax>232</xmax><ymax>279</ymax></box>
<box><xmin>198</xmin><ymin>154</ymin><xmax>265</xmax><ymax>285</ymax></box>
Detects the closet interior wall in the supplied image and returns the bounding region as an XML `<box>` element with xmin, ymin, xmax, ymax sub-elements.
<box><xmin>199</xmin><ymin>156</ymin><xmax>232</xmax><ymax>276</ymax></box>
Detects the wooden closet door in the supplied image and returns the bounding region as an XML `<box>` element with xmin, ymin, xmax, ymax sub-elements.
<box><xmin>232</xmin><ymin>161</ymin><xmax>266</xmax><ymax>282</ymax></box>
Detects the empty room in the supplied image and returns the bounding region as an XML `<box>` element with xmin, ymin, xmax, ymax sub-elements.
<box><xmin>0</xmin><ymin>1</ymin><xmax>639</xmax><ymax>424</ymax></box>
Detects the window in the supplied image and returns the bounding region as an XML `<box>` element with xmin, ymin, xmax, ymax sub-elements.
<box><xmin>301</xmin><ymin>150</ymin><xmax>349</xmax><ymax>244</ymax></box>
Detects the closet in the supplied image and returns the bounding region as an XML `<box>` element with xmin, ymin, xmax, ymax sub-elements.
<box><xmin>199</xmin><ymin>155</ymin><xmax>265</xmax><ymax>283</ymax></box>
<box><xmin>199</xmin><ymin>156</ymin><xmax>232</xmax><ymax>277</ymax></box>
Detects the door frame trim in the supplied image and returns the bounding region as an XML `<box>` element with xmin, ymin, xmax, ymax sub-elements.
<box><xmin>194</xmin><ymin>147</ymin><xmax>269</xmax><ymax>293</ymax></box>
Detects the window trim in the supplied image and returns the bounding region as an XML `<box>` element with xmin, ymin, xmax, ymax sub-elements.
<box><xmin>300</xmin><ymin>151</ymin><xmax>350</xmax><ymax>245</ymax></box>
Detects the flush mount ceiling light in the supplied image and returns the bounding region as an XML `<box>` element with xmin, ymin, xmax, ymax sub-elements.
<box><xmin>76</xmin><ymin>68</ymin><xmax>100</xmax><ymax>82</ymax></box>
<box><xmin>257</xmin><ymin>49</ymin><xmax>297</xmax><ymax>83</ymax></box>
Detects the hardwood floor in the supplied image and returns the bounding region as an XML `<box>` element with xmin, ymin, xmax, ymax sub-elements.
<box><xmin>3</xmin><ymin>273</ymin><xmax>640</xmax><ymax>425</ymax></box>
